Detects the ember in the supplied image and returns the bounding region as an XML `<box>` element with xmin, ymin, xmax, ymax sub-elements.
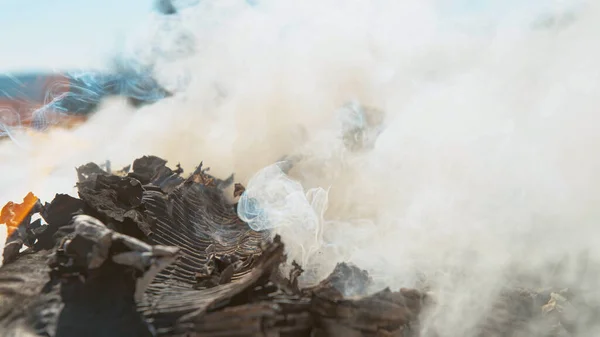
<box><xmin>0</xmin><ymin>191</ymin><xmax>39</xmax><ymax>237</ymax></box>
<box><xmin>0</xmin><ymin>156</ymin><xmax>597</xmax><ymax>337</ymax></box>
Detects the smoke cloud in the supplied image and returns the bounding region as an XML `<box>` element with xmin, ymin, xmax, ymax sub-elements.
<box><xmin>1</xmin><ymin>0</ymin><xmax>599</xmax><ymax>335</ymax></box>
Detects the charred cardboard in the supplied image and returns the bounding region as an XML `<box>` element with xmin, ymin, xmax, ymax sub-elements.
<box><xmin>0</xmin><ymin>155</ymin><xmax>592</xmax><ymax>337</ymax></box>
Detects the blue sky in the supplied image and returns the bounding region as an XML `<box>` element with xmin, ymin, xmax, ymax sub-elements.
<box><xmin>0</xmin><ymin>0</ymin><xmax>153</xmax><ymax>72</ymax></box>
<box><xmin>0</xmin><ymin>0</ymin><xmax>570</xmax><ymax>73</ymax></box>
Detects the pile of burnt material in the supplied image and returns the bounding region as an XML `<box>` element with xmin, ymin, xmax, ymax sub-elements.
<box><xmin>3</xmin><ymin>155</ymin><xmax>599</xmax><ymax>337</ymax></box>
<box><xmin>0</xmin><ymin>156</ymin><xmax>428</xmax><ymax>337</ymax></box>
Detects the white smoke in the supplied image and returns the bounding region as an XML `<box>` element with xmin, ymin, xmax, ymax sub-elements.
<box><xmin>1</xmin><ymin>0</ymin><xmax>600</xmax><ymax>335</ymax></box>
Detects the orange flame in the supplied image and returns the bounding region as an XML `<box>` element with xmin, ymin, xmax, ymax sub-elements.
<box><xmin>0</xmin><ymin>192</ymin><xmax>39</xmax><ymax>237</ymax></box>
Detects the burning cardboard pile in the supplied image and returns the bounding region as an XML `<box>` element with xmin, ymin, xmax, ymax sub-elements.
<box><xmin>0</xmin><ymin>156</ymin><xmax>595</xmax><ymax>337</ymax></box>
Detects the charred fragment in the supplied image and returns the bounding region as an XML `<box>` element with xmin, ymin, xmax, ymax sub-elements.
<box><xmin>46</xmin><ymin>215</ymin><xmax>178</xmax><ymax>337</ymax></box>
<box><xmin>0</xmin><ymin>204</ymin><xmax>173</xmax><ymax>336</ymax></box>
<box><xmin>309</xmin><ymin>264</ymin><xmax>427</xmax><ymax>337</ymax></box>
<box><xmin>234</xmin><ymin>183</ymin><xmax>246</xmax><ymax>198</ymax></box>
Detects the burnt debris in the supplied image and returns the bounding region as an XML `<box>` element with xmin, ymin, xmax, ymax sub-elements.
<box><xmin>1</xmin><ymin>155</ymin><xmax>595</xmax><ymax>337</ymax></box>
